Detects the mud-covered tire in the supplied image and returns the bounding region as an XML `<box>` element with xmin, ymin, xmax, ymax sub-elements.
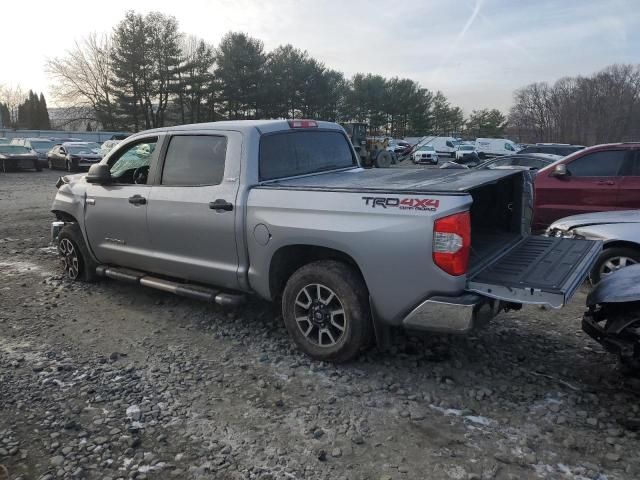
<box><xmin>57</xmin><ymin>223</ymin><xmax>97</xmax><ymax>282</ymax></box>
<box><xmin>281</xmin><ymin>260</ymin><xmax>372</xmax><ymax>363</ymax></box>
<box><xmin>590</xmin><ymin>247</ymin><xmax>640</xmax><ymax>284</ymax></box>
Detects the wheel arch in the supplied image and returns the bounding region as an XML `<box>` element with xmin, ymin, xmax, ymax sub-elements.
<box><xmin>268</xmin><ymin>244</ymin><xmax>368</xmax><ymax>301</ymax></box>
<box><xmin>602</xmin><ymin>240</ymin><xmax>640</xmax><ymax>253</ymax></box>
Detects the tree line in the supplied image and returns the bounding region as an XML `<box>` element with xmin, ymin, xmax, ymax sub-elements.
<box><xmin>0</xmin><ymin>88</ymin><xmax>51</xmax><ymax>130</ymax></box>
<box><xmin>508</xmin><ymin>64</ymin><xmax>640</xmax><ymax>145</ymax></box>
<box><xmin>47</xmin><ymin>10</ymin><xmax>478</xmax><ymax>138</ymax></box>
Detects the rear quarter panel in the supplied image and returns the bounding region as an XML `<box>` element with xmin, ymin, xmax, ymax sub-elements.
<box><xmin>246</xmin><ymin>187</ymin><xmax>472</xmax><ymax>325</ymax></box>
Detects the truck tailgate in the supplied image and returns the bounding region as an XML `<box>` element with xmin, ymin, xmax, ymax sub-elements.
<box><xmin>467</xmin><ymin>236</ymin><xmax>602</xmax><ymax>308</ymax></box>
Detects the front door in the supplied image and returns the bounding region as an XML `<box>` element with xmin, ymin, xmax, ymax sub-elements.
<box><xmin>84</xmin><ymin>136</ymin><xmax>161</xmax><ymax>271</ymax></box>
<box><xmin>146</xmin><ymin>132</ymin><xmax>241</xmax><ymax>290</ymax></box>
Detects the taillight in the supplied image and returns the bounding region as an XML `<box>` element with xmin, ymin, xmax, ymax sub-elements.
<box><xmin>433</xmin><ymin>211</ymin><xmax>471</xmax><ymax>276</ymax></box>
<box><xmin>288</xmin><ymin>119</ymin><xmax>318</xmax><ymax>128</ymax></box>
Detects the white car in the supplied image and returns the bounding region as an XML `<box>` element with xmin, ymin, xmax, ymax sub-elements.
<box><xmin>412</xmin><ymin>145</ymin><xmax>438</xmax><ymax>164</ymax></box>
<box><xmin>455</xmin><ymin>144</ymin><xmax>477</xmax><ymax>160</ymax></box>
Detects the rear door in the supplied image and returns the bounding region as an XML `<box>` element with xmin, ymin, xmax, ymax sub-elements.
<box><xmin>535</xmin><ymin>149</ymin><xmax>626</xmax><ymax>227</ymax></box>
<box><xmin>146</xmin><ymin>131</ymin><xmax>242</xmax><ymax>290</ymax></box>
<box><xmin>618</xmin><ymin>149</ymin><xmax>640</xmax><ymax>209</ymax></box>
<box><xmin>467</xmin><ymin>235</ymin><xmax>601</xmax><ymax>308</ymax></box>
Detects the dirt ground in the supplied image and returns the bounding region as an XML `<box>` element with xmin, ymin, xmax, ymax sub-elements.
<box><xmin>1</xmin><ymin>168</ymin><xmax>640</xmax><ymax>480</ymax></box>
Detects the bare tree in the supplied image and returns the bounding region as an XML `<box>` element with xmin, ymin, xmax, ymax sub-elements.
<box><xmin>0</xmin><ymin>84</ymin><xmax>26</xmax><ymax>127</ymax></box>
<box><xmin>46</xmin><ymin>33</ymin><xmax>117</xmax><ymax>130</ymax></box>
<box><xmin>509</xmin><ymin>64</ymin><xmax>640</xmax><ymax>145</ymax></box>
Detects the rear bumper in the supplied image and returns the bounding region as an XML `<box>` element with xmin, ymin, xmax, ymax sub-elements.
<box><xmin>402</xmin><ymin>293</ymin><xmax>500</xmax><ymax>334</ymax></box>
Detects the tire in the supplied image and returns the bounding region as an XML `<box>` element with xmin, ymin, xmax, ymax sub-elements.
<box><xmin>374</xmin><ymin>150</ymin><xmax>393</xmax><ymax>168</ymax></box>
<box><xmin>48</xmin><ymin>158</ymin><xmax>54</xmax><ymax>170</ymax></box>
<box><xmin>281</xmin><ymin>260</ymin><xmax>372</xmax><ymax>363</ymax></box>
<box><xmin>34</xmin><ymin>160</ymin><xmax>42</xmax><ymax>172</ymax></box>
<box><xmin>590</xmin><ymin>247</ymin><xmax>640</xmax><ymax>284</ymax></box>
<box><xmin>66</xmin><ymin>160</ymin><xmax>75</xmax><ymax>173</ymax></box>
<box><xmin>57</xmin><ymin>224</ymin><xmax>97</xmax><ymax>282</ymax></box>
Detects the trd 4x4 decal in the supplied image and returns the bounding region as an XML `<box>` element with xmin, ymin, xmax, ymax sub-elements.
<box><xmin>362</xmin><ymin>196</ymin><xmax>440</xmax><ymax>211</ymax></box>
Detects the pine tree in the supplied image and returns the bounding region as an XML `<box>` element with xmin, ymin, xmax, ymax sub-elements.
<box><xmin>215</xmin><ymin>32</ymin><xmax>266</xmax><ymax>119</ymax></box>
<box><xmin>38</xmin><ymin>93</ymin><xmax>51</xmax><ymax>129</ymax></box>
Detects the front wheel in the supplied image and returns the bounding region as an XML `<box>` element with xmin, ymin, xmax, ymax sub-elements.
<box><xmin>281</xmin><ymin>260</ymin><xmax>372</xmax><ymax>362</ymax></box>
<box><xmin>590</xmin><ymin>247</ymin><xmax>640</xmax><ymax>284</ymax></box>
<box><xmin>374</xmin><ymin>151</ymin><xmax>393</xmax><ymax>168</ymax></box>
<box><xmin>57</xmin><ymin>224</ymin><xmax>97</xmax><ymax>282</ymax></box>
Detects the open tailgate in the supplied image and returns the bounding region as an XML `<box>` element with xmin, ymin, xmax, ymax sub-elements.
<box><xmin>467</xmin><ymin>236</ymin><xmax>602</xmax><ymax>308</ymax></box>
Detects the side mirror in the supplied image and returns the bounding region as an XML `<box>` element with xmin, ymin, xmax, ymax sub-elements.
<box><xmin>550</xmin><ymin>164</ymin><xmax>568</xmax><ymax>178</ymax></box>
<box><xmin>86</xmin><ymin>164</ymin><xmax>112</xmax><ymax>184</ymax></box>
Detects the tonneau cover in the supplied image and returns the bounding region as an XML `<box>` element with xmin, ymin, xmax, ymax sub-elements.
<box><xmin>258</xmin><ymin>167</ymin><xmax>524</xmax><ymax>195</ymax></box>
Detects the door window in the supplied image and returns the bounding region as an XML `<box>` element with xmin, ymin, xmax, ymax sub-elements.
<box><xmin>505</xmin><ymin>143</ymin><xmax>515</xmax><ymax>151</ymax></box>
<box><xmin>161</xmin><ymin>135</ymin><xmax>227</xmax><ymax>186</ymax></box>
<box><xmin>566</xmin><ymin>150</ymin><xmax>626</xmax><ymax>177</ymax></box>
<box><xmin>108</xmin><ymin>138</ymin><xmax>158</xmax><ymax>185</ymax></box>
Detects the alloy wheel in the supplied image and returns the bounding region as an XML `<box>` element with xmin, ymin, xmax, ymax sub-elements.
<box><xmin>294</xmin><ymin>283</ymin><xmax>347</xmax><ymax>347</ymax></box>
<box><xmin>59</xmin><ymin>238</ymin><xmax>80</xmax><ymax>280</ymax></box>
<box><xmin>600</xmin><ymin>256</ymin><xmax>638</xmax><ymax>278</ymax></box>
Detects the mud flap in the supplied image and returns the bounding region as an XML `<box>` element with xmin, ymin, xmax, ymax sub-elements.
<box><xmin>467</xmin><ymin>236</ymin><xmax>602</xmax><ymax>308</ymax></box>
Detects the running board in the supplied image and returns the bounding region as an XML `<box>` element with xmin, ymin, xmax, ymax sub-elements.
<box><xmin>96</xmin><ymin>266</ymin><xmax>245</xmax><ymax>307</ymax></box>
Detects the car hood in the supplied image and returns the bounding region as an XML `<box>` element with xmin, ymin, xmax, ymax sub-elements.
<box><xmin>550</xmin><ymin>210</ymin><xmax>640</xmax><ymax>230</ymax></box>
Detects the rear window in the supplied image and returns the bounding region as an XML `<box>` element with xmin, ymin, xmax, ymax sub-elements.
<box><xmin>259</xmin><ymin>130</ymin><xmax>356</xmax><ymax>181</ymax></box>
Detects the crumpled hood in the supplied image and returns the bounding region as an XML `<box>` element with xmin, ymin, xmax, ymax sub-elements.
<box><xmin>550</xmin><ymin>210</ymin><xmax>640</xmax><ymax>230</ymax></box>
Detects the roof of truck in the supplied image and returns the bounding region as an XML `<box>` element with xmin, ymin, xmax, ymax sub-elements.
<box><xmin>129</xmin><ymin>120</ymin><xmax>344</xmax><ymax>138</ymax></box>
<box><xmin>259</xmin><ymin>166</ymin><xmax>526</xmax><ymax>195</ymax></box>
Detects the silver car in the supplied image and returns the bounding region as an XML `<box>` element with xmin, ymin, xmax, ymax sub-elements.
<box><xmin>547</xmin><ymin>210</ymin><xmax>640</xmax><ymax>283</ymax></box>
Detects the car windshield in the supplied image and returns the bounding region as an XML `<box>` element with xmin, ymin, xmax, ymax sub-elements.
<box><xmin>31</xmin><ymin>140</ymin><xmax>57</xmax><ymax>150</ymax></box>
<box><xmin>459</xmin><ymin>145</ymin><xmax>474</xmax><ymax>150</ymax></box>
<box><xmin>419</xmin><ymin>146</ymin><xmax>435</xmax><ymax>151</ymax></box>
<box><xmin>0</xmin><ymin>145</ymin><xmax>30</xmax><ymax>154</ymax></box>
<box><xmin>67</xmin><ymin>145</ymin><xmax>99</xmax><ymax>155</ymax></box>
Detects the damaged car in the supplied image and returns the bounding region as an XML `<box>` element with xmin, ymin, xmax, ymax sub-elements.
<box><xmin>547</xmin><ymin>210</ymin><xmax>640</xmax><ymax>284</ymax></box>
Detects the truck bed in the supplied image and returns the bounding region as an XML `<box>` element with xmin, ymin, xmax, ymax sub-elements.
<box><xmin>257</xmin><ymin>167</ymin><xmax>522</xmax><ymax>194</ymax></box>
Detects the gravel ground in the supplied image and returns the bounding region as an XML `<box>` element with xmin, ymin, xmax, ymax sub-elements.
<box><xmin>2</xmin><ymin>168</ymin><xmax>640</xmax><ymax>480</ymax></box>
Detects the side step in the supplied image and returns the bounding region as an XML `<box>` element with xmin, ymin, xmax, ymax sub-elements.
<box><xmin>96</xmin><ymin>265</ymin><xmax>245</xmax><ymax>307</ymax></box>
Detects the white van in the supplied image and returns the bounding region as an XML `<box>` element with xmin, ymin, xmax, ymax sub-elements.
<box><xmin>421</xmin><ymin>136</ymin><xmax>462</xmax><ymax>158</ymax></box>
<box><xmin>475</xmin><ymin>138</ymin><xmax>521</xmax><ymax>158</ymax></box>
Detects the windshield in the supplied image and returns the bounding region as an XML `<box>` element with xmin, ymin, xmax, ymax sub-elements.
<box><xmin>67</xmin><ymin>145</ymin><xmax>100</xmax><ymax>155</ymax></box>
<box><xmin>418</xmin><ymin>145</ymin><xmax>435</xmax><ymax>151</ymax></box>
<box><xmin>31</xmin><ymin>140</ymin><xmax>57</xmax><ymax>150</ymax></box>
<box><xmin>0</xmin><ymin>145</ymin><xmax>30</xmax><ymax>154</ymax></box>
<box><xmin>459</xmin><ymin>145</ymin><xmax>474</xmax><ymax>150</ymax></box>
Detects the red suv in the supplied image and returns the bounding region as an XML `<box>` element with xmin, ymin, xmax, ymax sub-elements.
<box><xmin>533</xmin><ymin>143</ymin><xmax>640</xmax><ymax>230</ymax></box>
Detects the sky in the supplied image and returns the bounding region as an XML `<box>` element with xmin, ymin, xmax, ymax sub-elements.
<box><xmin>1</xmin><ymin>0</ymin><xmax>639</xmax><ymax>114</ymax></box>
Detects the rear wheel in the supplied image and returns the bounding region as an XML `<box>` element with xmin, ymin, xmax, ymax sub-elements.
<box><xmin>590</xmin><ymin>247</ymin><xmax>640</xmax><ymax>284</ymax></box>
<box><xmin>57</xmin><ymin>224</ymin><xmax>97</xmax><ymax>282</ymax></box>
<box><xmin>281</xmin><ymin>260</ymin><xmax>372</xmax><ymax>362</ymax></box>
<box><xmin>34</xmin><ymin>159</ymin><xmax>42</xmax><ymax>172</ymax></box>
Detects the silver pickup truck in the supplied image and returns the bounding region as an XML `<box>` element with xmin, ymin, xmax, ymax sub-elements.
<box><xmin>51</xmin><ymin>120</ymin><xmax>601</xmax><ymax>362</ymax></box>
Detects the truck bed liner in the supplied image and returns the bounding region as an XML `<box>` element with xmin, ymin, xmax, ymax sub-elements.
<box><xmin>258</xmin><ymin>168</ymin><xmax>522</xmax><ymax>194</ymax></box>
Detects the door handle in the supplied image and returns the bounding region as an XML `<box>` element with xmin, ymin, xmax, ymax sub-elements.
<box><xmin>209</xmin><ymin>199</ymin><xmax>234</xmax><ymax>212</ymax></box>
<box><xmin>596</xmin><ymin>180</ymin><xmax>615</xmax><ymax>185</ymax></box>
<box><xmin>128</xmin><ymin>195</ymin><xmax>147</xmax><ymax>205</ymax></box>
